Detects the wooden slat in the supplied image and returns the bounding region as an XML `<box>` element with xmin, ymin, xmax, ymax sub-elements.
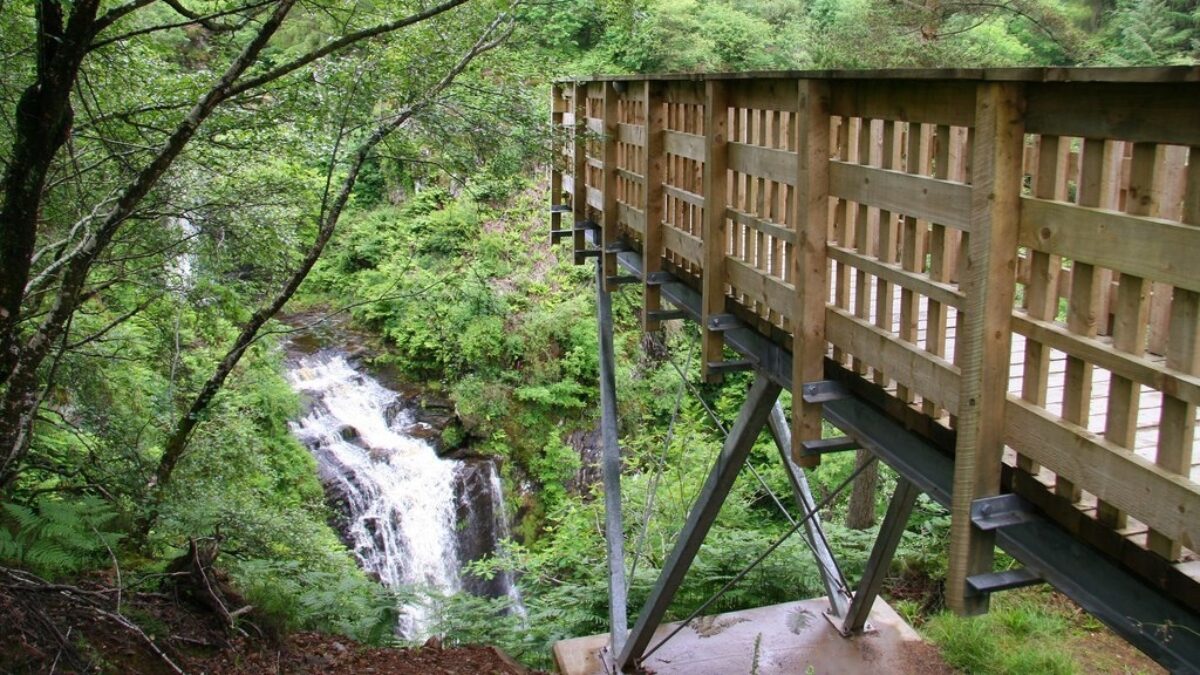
<box><xmin>1018</xmin><ymin>197</ymin><xmax>1200</xmax><ymax>293</ymax></box>
<box><xmin>662</xmin><ymin>225</ymin><xmax>702</xmax><ymax>265</ymax></box>
<box><xmin>728</xmin><ymin>142</ymin><xmax>796</xmax><ymax>186</ymax></box>
<box><xmin>830</xmin><ymin>79</ymin><xmax>977</xmax><ymax>126</ymax></box>
<box><xmin>829</xmin><ymin>161</ymin><xmax>972</xmax><ymax>231</ymax></box>
<box><xmin>664</xmin><ymin>130</ymin><xmax>704</xmax><ymax>161</ymax></box>
<box><xmin>726</xmin><ymin>257</ymin><xmax>792</xmax><ymax>319</ymax></box>
<box><xmin>618</xmin><ymin>203</ymin><xmax>645</xmax><ymax>235</ymax></box>
<box><xmin>617</xmin><ymin>122</ymin><xmax>645</xmax><ymax>147</ymax></box>
<box><xmin>726</xmin><ymin>207</ymin><xmax>796</xmax><ymax>245</ymax></box>
<box><xmin>1025</xmin><ymin>82</ymin><xmax>1200</xmax><ymax>147</ymax></box>
<box><xmin>1059</xmin><ymin>137</ymin><xmax>1109</xmax><ymax>506</ymax></box>
<box><xmin>826</xmin><ymin>306</ymin><xmax>962</xmax><ymax>413</ymax></box>
<box><xmin>828</xmin><ymin>244</ymin><xmax>964</xmax><ymax>309</ymax></box>
<box><xmin>1005</xmin><ymin>397</ymin><xmax>1200</xmax><ymax>551</ymax></box>
<box><xmin>728</xmin><ymin>78</ymin><xmax>800</xmax><ymax>112</ymax></box>
<box><xmin>1010</xmin><ymin>311</ymin><xmax>1200</xmax><ymax>406</ymax></box>
<box><xmin>662</xmin><ymin>184</ymin><xmax>703</xmax><ymax>207</ymax></box>
<box><xmin>947</xmin><ymin>82</ymin><xmax>1024</xmax><ymax>615</ymax></box>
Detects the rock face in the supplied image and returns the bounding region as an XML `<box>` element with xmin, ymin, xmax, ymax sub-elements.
<box><xmin>384</xmin><ymin>394</ymin><xmax>466</xmax><ymax>457</ymax></box>
<box><xmin>564</xmin><ymin>428</ymin><xmax>603</xmax><ymax>496</ymax></box>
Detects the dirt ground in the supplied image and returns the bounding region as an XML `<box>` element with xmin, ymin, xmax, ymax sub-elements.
<box><xmin>0</xmin><ymin>567</ymin><xmax>534</xmax><ymax>675</ymax></box>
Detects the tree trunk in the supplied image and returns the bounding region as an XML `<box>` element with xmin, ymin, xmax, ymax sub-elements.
<box><xmin>845</xmin><ymin>449</ymin><xmax>879</xmax><ymax>529</ymax></box>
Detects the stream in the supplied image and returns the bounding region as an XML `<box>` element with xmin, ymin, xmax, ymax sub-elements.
<box><xmin>286</xmin><ymin>351</ymin><xmax>523</xmax><ymax>638</ymax></box>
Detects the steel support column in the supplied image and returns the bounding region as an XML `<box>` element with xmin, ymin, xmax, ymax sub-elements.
<box><xmin>843</xmin><ymin>476</ymin><xmax>920</xmax><ymax>634</ymax></box>
<box><xmin>617</xmin><ymin>374</ymin><xmax>782</xmax><ymax>670</ymax></box>
<box><xmin>596</xmin><ymin>261</ymin><xmax>628</xmax><ymax>664</ymax></box>
<box><xmin>766</xmin><ymin>402</ymin><xmax>851</xmax><ymax>618</ymax></box>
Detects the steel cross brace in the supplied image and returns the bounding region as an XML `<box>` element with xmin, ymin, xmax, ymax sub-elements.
<box><xmin>617</xmin><ymin>374</ymin><xmax>782</xmax><ymax>671</ymax></box>
<box><xmin>766</xmin><ymin>402</ymin><xmax>852</xmax><ymax>619</ymax></box>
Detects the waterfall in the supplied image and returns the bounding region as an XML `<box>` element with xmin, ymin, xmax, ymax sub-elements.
<box><xmin>286</xmin><ymin>351</ymin><xmax>522</xmax><ymax>638</ymax></box>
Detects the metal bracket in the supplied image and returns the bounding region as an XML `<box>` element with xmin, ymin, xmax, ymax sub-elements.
<box><xmin>604</xmin><ymin>241</ymin><xmax>633</xmax><ymax>254</ymax></box>
<box><xmin>606</xmin><ymin>274</ymin><xmax>640</xmax><ymax>287</ymax></box>
<box><xmin>967</xmin><ymin>567</ymin><xmax>1044</xmax><ymax>596</ymax></box>
<box><xmin>705</xmin><ymin>358</ymin><xmax>757</xmax><ymax>375</ymax></box>
<box><xmin>647</xmin><ymin>309</ymin><xmax>688</xmax><ymax>321</ymax></box>
<box><xmin>800</xmin><ymin>380</ymin><xmax>850</xmax><ymax>404</ymax></box>
<box><xmin>971</xmin><ymin>494</ymin><xmax>1037</xmax><ymax>531</ymax></box>
<box><xmin>706</xmin><ymin>313</ymin><xmax>741</xmax><ymax>332</ymax></box>
<box><xmin>798</xmin><ymin>436</ymin><xmax>858</xmax><ymax>457</ymax></box>
<box><xmin>645</xmin><ymin>271</ymin><xmax>675</xmax><ymax>286</ymax></box>
<box><xmin>576</xmin><ymin>219</ymin><xmax>600</xmax><ymax>231</ymax></box>
<box><xmin>550</xmin><ymin>204</ymin><xmax>572</xmax><ymax>214</ymax></box>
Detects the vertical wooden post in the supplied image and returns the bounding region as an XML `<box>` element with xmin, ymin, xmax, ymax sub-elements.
<box><xmin>572</xmin><ymin>83</ymin><xmax>588</xmax><ymax>265</ymax></box>
<box><xmin>1058</xmin><ymin>137</ymin><xmax>1109</xmax><ymax>503</ymax></box>
<box><xmin>701</xmin><ymin>80</ymin><xmax>730</xmax><ymax>380</ymax></box>
<box><xmin>602</xmin><ymin>82</ymin><xmax>620</xmax><ymax>290</ymax></box>
<box><xmin>1018</xmin><ymin>134</ymin><xmax>1069</xmax><ymax>475</ymax></box>
<box><xmin>1148</xmin><ymin>146</ymin><xmax>1200</xmax><ymax>559</ymax></box>
<box><xmin>642</xmin><ymin>81</ymin><xmax>666</xmax><ymax>330</ymax></box>
<box><xmin>791</xmin><ymin>79</ymin><xmax>831</xmax><ymax>468</ymax></box>
<box><xmin>946</xmin><ymin>82</ymin><xmax>1024</xmax><ymax>615</ymax></box>
<box><xmin>1099</xmin><ymin>142</ymin><xmax>1158</xmax><ymax>530</ymax></box>
<box><xmin>550</xmin><ymin>84</ymin><xmax>566</xmax><ymax>242</ymax></box>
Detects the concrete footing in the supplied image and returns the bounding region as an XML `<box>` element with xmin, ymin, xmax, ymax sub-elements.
<box><xmin>552</xmin><ymin>597</ymin><xmax>947</xmax><ymax>674</ymax></box>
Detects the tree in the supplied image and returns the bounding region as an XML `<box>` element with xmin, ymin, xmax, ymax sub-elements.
<box><xmin>0</xmin><ymin>0</ymin><xmax>516</xmax><ymax>493</ymax></box>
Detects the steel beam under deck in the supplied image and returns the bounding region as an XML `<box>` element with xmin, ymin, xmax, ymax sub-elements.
<box><xmin>609</xmin><ymin>248</ymin><xmax>1200</xmax><ymax>673</ymax></box>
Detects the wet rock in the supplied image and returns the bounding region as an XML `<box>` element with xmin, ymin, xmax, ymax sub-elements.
<box><xmin>565</xmin><ymin>428</ymin><xmax>603</xmax><ymax>495</ymax></box>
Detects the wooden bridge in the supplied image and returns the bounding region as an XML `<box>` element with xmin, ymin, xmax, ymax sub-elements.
<box><xmin>549</xmin><ymin>68</ymin><xmax>1200</xmax><ymax>672</ymax></box>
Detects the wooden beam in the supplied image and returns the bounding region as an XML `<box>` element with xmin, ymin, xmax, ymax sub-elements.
<box><xmin>1017</xmin><ymin>198</ymin><xmax>1200</xmax><ymax>294</ymax></box>
<box><xmin>643</xmin><ymin>81</ymin><xmax>667</xmax><ymax>330</ymax></box>
<box><xmin>791</xmin><ymin>79</ymin><xmax>832</xmax><ymax>467</ymax></box>
<box><xmin>572</xmin><ymin>84</ymin><xmax>588</xmax><ymax>264</ymax></box>
<box><xmin>602</xmin><ymin>82</ymin><xmax>620</xmax><ymax>290</ymax></box>
<box><xmin>829</xmin><ymin>160</ymin><xmax>972</xmax><ymax>233</ymax></box>
<box><xmin>701</xmin><ymin>80</ymin><xmax>730</xmax><ymax>381</ymax></box>
<box><xmin>946</xmin><ymin>82</ymin><xmax>1024</xmax><ymax>615</ymax></box>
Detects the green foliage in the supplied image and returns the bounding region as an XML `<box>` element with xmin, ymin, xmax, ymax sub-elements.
<box><xmin>925</xmin><ymin>590</ymin><xmax>1079</xmax><ymax>674</ymax></box>
<box><xmin>0</xmin><ymin>496</ymin><xmax>123</xmax><ymax>578</ymax></box>
<box><xmin>230</xmin><ymin>558</ymin><xmax>402</xmax><ymax>644</ymax></box>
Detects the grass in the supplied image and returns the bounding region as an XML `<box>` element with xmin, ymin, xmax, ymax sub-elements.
<box><xmin>917</xmin><ymin>588</ymin><xmax>1159</xmax><ymax>675</ymax></box>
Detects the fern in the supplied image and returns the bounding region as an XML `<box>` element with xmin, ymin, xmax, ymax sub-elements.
<box><xmin>0</xmin><ymin>495</ymin><xmax>123</xmax><ymax>578</ymax></box>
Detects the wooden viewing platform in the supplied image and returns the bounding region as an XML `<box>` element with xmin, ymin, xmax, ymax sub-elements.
<box><xmin>549</xmin><ymin>68</ymin><xmax>1200</xmax><ymax>672</ymax></box>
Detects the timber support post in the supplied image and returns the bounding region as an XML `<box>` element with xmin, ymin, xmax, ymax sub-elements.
<box><xmin>946</xmin><ymin>81</ymin><xmax>1025</xmax><ymax>615</ymax></box>
<box><xmin>791</xmin><ymin>79</ymin><xmax>831</xmax><ymax>469</ymax></box>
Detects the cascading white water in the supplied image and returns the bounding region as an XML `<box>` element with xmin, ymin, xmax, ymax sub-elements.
<box><xmin>287</xmin><ymin>353</ymin><xmax>462</xmax><ymax>637</ymax></box>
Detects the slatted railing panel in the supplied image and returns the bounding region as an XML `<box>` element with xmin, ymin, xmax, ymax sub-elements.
<box><xmin>724</xmin><ymin>81</ymin><xmax>799</xmax><ymax>332</ymax></box>
<box><xmin>823</xmin><ymin>82</ymin><xmax>976</xmax><ymax>424</ymax></box>
<box><xmin>1009</xmin><ymin>82</ymin><xmax>1200</xmax><ymax>563</ymax></box>
<box><xmin>661</xmin><ymin>82</ymin><xmax>705</xmax><ymax>275</ymax></box>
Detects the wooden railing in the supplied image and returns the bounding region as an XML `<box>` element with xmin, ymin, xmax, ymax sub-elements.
<box><xmin>549</xmin><ymin>68</ymin><xmax>1200</xmax><ymax>615</ymax></box>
